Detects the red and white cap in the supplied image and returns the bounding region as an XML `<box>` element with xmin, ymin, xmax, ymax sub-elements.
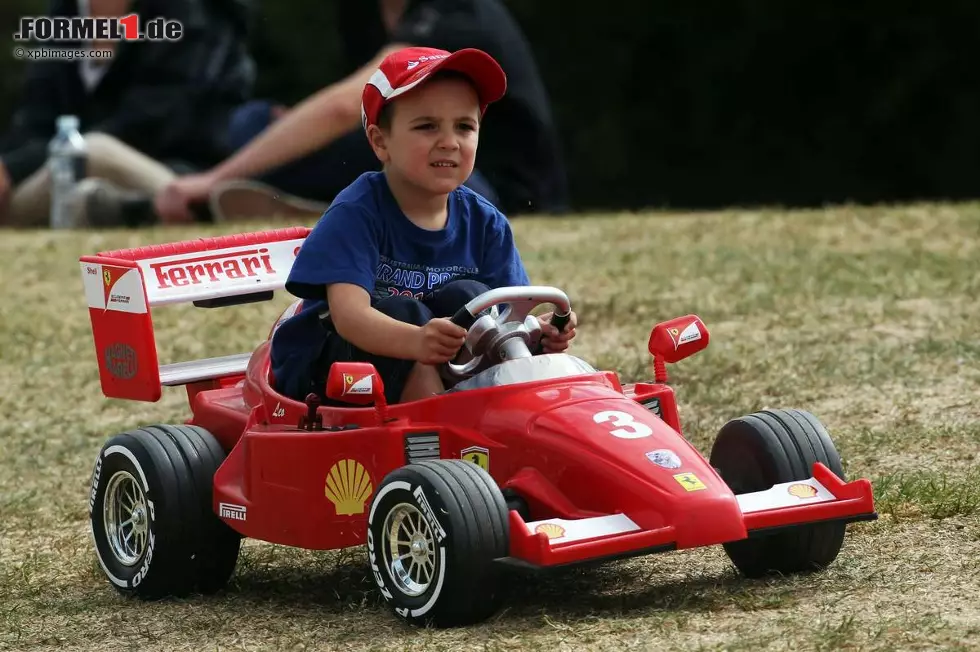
<box><xmin>361</xmin><ymin>47</ymin><xmax>507</xmax><ymax>130</ymax></box>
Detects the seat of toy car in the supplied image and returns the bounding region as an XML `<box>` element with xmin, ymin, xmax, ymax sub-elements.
<box><xmin>443</xmin><ymin>353</ymin><xmax>598</xmax><ymax>394</ymax></box>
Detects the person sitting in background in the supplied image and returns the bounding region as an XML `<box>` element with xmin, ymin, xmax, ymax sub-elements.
<box><xmin>154</xmin><ymin>0</ymin><xmax>569</xmax><ymax>224</ymax></box>
<box><xmin>0</xmin><ymin>0</ymin><xmax>255</xmax><ymax>228</ymax></box>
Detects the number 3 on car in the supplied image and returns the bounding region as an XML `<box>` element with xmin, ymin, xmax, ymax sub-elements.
<box><xmin>593</xmin><ymin>410</ymin><xmax>653</xmax><ymax>439</ymax></box>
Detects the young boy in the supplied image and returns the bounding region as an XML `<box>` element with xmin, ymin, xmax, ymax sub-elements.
<box><xmin>270</xmin><ymin>47</ymin><xmax>577</xmax><ymax>405</ymax></box>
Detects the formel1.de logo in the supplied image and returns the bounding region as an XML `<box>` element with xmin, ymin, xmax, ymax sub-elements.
<box><xmin>14</xmin><ymin>14</ymin><xmax>183</xmax><ymax>42</ymax></box>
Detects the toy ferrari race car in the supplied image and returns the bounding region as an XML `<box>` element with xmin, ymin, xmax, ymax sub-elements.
<box><xmin>80</xmin><ymin>228</ymin><xmax>877</xmax><ymax>627</ymax></box>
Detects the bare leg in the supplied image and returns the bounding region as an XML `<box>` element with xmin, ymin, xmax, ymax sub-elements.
<box><xmin>398</xmin><ymin>362</ymin><xmax>445</xmax><ymax>402</ymax></box>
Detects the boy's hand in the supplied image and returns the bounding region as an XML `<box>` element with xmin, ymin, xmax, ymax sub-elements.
<box><xmin>414</xmin><ymin>318</ymin><xmax>467</xmax><ymax>364</ymax></box>
<box><xmin>539</xmin><ymin>311</ymin><xmax>578</xmax><ymax>353</ymax></box>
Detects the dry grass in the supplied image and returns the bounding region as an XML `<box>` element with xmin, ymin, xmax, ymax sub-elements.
<box><xmin>1</xmin><ymin>202</ymin><xmax>979</xmax><ymax>651</ymax></box>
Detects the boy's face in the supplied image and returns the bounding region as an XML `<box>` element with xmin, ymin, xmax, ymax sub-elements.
<box><xmin>368</xmin><ymin>77</ymin><xmax>481</xmax><ymax>196</ymax></box>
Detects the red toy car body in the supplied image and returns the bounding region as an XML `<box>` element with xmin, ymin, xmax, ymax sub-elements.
<box><xmin>80</xmin><ymin>228</ymin><xmax>877</xmax><ymax>626</ymax></box>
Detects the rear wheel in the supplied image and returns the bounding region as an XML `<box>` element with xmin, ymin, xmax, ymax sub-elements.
<box><xmin>709</xmin><ymin>408</ymin><xmax>847</xmax><ymax>577</ymax></box>
<box><xmin>89</xmin><ymin>424</ymin><xmax>241</xmax><ymax>598</ymax></box>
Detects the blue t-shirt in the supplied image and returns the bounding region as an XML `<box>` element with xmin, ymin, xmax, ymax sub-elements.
<box><xmin>270</xmin><ymin>171</ymin><xmax>531</xmax><ymax>398</ymax></box>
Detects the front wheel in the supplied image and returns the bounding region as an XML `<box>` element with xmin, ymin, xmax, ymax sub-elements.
<box><xmin>710</xmin><ymin>408</ymin><xmax>847</xmax><ymax>578</ymax></box>
<box><xmin>367</xmin><ymin>459</ymin><xmax>509</xmax><ymax>627</ymax></box>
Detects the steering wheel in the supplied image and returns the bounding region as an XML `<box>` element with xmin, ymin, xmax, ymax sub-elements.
<box><xmin>441</xmin><ymin>286</ymin><xmax>573</xmax><ymax>383</ymax></box>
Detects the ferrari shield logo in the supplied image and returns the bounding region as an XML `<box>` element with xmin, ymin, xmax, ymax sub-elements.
<box><xmin>460</xmin><ymin>446</ymin><xmax>489</xmax><ymax>472</ymax></box>
<box><xmin>101</xmin><ymin>265</ymin><xmax>128</xmax><ymax>308</ymax></box>
<box><xmin>343</xmin><ymin>372</ymin><xmax>373</xmax><ymax>395</ymax></box>
<box><xmin>673</xmin><ymin>472</ymin><xmax>706</xmax><ymax>492</ymax></box>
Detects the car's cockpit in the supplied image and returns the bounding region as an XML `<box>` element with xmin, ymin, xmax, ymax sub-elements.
<box><xmin>444</xmin><ymin>353</ymin><xmax>598</xmax><ymax>393</ymax></box>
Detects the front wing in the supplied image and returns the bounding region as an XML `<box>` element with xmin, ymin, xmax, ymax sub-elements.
<box><xmin>501</xmin><ymin>462</ymin><xmax>877</xmax><ymax>569</ymax></box>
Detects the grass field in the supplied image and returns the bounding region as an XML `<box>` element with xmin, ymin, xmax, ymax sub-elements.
<box><xmin>1</xmin><ymin>203</ymin><xmax>978</xmax><ymax>651</ymax></box>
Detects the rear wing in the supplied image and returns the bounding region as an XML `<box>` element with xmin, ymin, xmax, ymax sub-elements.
<box><xmin>79</xmin><ymin>227</ymin><xmax>311</xmax><ymax>402</ymax></box>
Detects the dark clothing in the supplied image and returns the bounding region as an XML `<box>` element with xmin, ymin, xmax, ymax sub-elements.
<box><xmin>226</xmin><ymin>100</ymin><xmax>382</xmax><ymax>201</ymax></box>
<box><xmin>312</xmin><ymin>279</ymin><xmax>490</xmax><ymax>404</ymax></box>
<box><xmin>269</xmin><ymin>171</ymin><xmax>530</xmax><ymax>402</ymax></box>
<box><xmin>227</xmin><ymin>99</ymin><xmax>501</xmax><ymax>207</ymax></box>
<box><xmin>0</xmin><ymin>0</ymin><xmax>255</xmax><ymax>184</ymax></box>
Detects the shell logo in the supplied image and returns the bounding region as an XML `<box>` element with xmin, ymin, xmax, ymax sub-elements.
<box><xmin>534</xmin><ymin>523</ymin><xmax>566</xmax><ymax>540</ymax></box>
<box><xmin>788</xmin><ymin>483</ymin><xmax>818</xmax><ymax>499</ymax></box>
<box><xmin>324</xmin><ymin>459</ymin><xmax>373</xmax><ymax>515</ymax></box>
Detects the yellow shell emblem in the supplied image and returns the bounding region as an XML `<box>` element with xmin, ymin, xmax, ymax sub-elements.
<box><xmin>324</xmin><ymin>459</ymin><xmax>373</xmax><ymax>516</ymax></box>
<box><xmin>534</xmin><ymin>523</ymin><xmax>566</xmax><ymax>540</ymax></box>
<box><xmin>788</xmin><ymin>483</ymin><xmax>818</xmax><ymax>499</ymax></box>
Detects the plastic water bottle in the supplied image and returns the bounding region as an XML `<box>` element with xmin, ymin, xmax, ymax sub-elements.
<box><xmin>48</xmin><ymin>115</ymin><xmax>88</xmax><ymax>229</ymax></box>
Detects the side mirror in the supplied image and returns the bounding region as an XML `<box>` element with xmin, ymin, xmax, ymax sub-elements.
<box><xmin>648</xmin><ymin>315</ymin><xmax>709</xmax><ymax>382</ymax></box>
<box><xmin>326</xmin><ymin>362</ymin><xmax>385</xmax><ymax>406</ymax></box>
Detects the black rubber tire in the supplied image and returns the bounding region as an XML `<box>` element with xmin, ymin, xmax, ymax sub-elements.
<box><xmin>367</xmin><ymin>459</ymin><xmax>509</xmax><ymax>627</ymax></box>
<box><xmin>150</xmin><ymin>424</ymin><xmax>242</xmax><ymax>594</ymax></box>
<box><xmin>709</xmin><ymin>408</ymin><xmax>847</xmax><ymax>578</ymax></box>
<box><xmin>88</xmin><ymin>425</ymin><xmax>241</xmax><ymax>598</ymax></box>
